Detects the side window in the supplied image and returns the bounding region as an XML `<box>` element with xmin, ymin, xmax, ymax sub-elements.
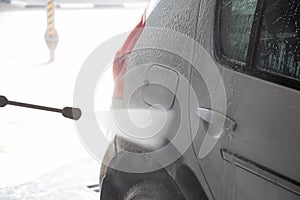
<box><xmin>219</xmin><ymin>0</ymin><xmax>258</xmax><ymax>63</ymax></box>
<box><xmin>254</xmin><ymin>0</ymin><xmax>300</xmax><ymax>80</ymax></box>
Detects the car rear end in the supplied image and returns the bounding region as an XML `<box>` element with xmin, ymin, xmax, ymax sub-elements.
<box><xmin>99</xmin><ymin>0</ymin><xmax>209</xmax><ymax>199</ymax></box>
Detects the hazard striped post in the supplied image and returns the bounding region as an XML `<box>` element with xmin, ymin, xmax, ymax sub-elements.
<box><xmin>45</xmin><ymin>0</ymin><xmax>58</xmax><ymax>62</ymax></box>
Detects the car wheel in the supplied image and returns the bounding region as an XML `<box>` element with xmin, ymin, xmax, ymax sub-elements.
<box><xmin>123</xmin><ymin>180</ymin><xmax>184</xmax><ymax>200</ymax></box>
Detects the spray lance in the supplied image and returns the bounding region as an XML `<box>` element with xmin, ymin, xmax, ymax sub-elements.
<box><xmin>0</xmin><ymin>96</ymin><xmax>81</xmax><ymax>121</ymax></box>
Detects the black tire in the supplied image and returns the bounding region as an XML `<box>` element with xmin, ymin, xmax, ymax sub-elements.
<box><xmin>123</xmin><ymin>180</ymin><xmax>184</xmax><ymax>200</ymax></box>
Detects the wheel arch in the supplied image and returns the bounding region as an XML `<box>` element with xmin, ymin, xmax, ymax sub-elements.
<box><xmin>100</xmin><ymin>150</ymin><xmax>208</xmax><ymax>200</ymax></box>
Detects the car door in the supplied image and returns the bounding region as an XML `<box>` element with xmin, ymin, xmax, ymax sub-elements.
<box><xmin>190</xmin><ymin>0</ymin><xmax>300</xmax><ymax>199</ymax></box>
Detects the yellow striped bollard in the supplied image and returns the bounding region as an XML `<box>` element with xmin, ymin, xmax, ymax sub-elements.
<box><xmin>44</xmin><ymin>0</ymin><xmax>58</xmax><ymax>62</ymax></box>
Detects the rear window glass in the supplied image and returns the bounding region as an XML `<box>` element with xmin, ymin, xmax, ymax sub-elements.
<box><xmin>254</xmin><ymin>0</ymin><xmax>300</xmax><ymax>80</ymax></box>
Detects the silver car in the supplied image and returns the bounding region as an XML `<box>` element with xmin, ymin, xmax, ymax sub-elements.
<box><xmin>99</xmin><ymin>0</ymin><xmax>300</xmax><ymax>199</ymax></box>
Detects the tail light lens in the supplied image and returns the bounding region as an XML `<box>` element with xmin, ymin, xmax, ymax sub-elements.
<box><xmin>113</xmin><ymin>15</ymin><xmax>146</xmax><ymax>99</ymax></box>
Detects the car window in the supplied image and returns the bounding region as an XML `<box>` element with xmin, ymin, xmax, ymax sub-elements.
<box><xmin>254</xmin><ymin>0</ymin><xmax>300</xmax><ymax>80</ymax></box>
<box><xmin>219</xmin><ymin>0</ymin><xmax>258</xmax><ymax>63</ymax></box>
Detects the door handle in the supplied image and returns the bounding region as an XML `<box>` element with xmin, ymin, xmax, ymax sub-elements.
<box><xmin>196</xmin><ymin>108</ymin><xmax>237</xmax><ymax>159</ymax></box>
<box><xmin>196</xmin><ymin>108</ymin><xmax>237</xmax><ymax>135</ymax></box>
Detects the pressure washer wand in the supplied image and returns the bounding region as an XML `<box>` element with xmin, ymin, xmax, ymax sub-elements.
<box><xmin>0</xmin><ymin>96</ymin><xmax>81</xmax><ymax>120</ymax></box>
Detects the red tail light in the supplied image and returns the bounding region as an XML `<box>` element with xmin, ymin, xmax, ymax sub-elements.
<box><xmin>113</xmin><ymin>15</ymin><xmax>145</xmax><ymax>99</ymax></box>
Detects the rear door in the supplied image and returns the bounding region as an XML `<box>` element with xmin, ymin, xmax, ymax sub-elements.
<box><xmin>190</xmin><ymin>0</ymin><xmax>300</xmax><ymax>199</ymax></box>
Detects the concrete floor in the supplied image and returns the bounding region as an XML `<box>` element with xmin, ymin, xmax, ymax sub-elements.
<box><xmin>0</xmin><ymin>158</ymin><xmax>100</xmax><ymax>200</ymax></box>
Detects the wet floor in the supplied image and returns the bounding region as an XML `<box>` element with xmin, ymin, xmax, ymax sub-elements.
<box><xmin>0</xmin><ymin>158</ymin><xmax>100</xmax><ymax>200</ymax></box>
